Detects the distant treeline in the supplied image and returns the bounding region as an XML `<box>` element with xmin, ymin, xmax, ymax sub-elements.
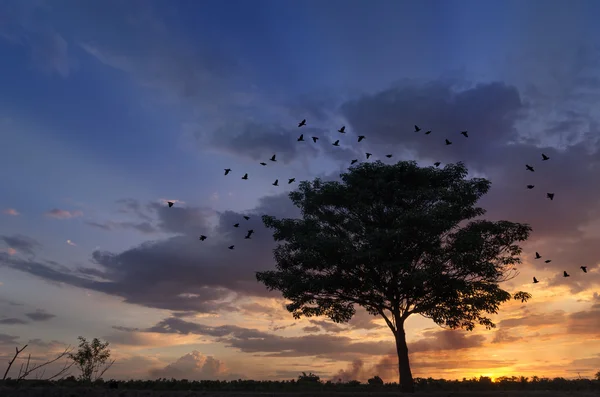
<box><xmin>1</xmin><ymin>373</ymin><xmax>600</xmax><ymax>392</ymax></box>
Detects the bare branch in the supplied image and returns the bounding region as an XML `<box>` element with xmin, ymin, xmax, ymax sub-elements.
<box><xmin>95</xmin><ymin>359</ymin><xmax>116</xmax><ymax>381</ymax></box>
<box><xmin>17</xmin><ymin>345</ymin><xmax>74</xmax><ymax>381</ymax></box>
<box><xmin>2</xmin><ymin>344</ymin><xmax>27</xmax><ymax>380</ymax></box>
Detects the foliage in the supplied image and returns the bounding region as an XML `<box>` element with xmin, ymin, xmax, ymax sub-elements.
<box><xmin>368</xmin><ymin>375</ymin><xmax>384</xmax><ymax>385</ymax></box>
<box><xmin>256</xmin><ymin>160</ymin><xmax>532</xmax><ymax>393</ymax></box>
<box><xmin>67</xmin><ymin>336</ymin><xmax>115</xmax><ymax>383</ymax></box>
<box><xmin>297</xmin><ymin>372</ymin><xmax>320</xmax><ymax>383</ymax></box>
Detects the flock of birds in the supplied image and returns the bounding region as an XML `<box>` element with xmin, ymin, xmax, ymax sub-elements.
<box><xmin>165</xmin><ymin>121</ymin><xmax>589</xmax><ymax>285</ymax></box>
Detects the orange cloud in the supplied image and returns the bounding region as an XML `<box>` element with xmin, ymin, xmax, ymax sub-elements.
<box><xmin>2</xmin><ymin>208</ymin><xmax>19</xmax><ymax>216</ymax></box>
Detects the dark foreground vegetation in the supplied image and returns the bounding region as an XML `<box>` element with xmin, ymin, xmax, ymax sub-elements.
<box><xmin>1</xmin><ymin>374</ymin><xmax>600</xmax><ymax>396</ymax></box>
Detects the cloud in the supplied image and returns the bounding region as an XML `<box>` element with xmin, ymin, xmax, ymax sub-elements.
<box><xmin>25</xmin><ymin>309</ymin><xmax>56</xmax><ymax>322</ymax></box>
<box><xmin>209</xmin><ymin>122</ymin><xmax>323</xmax><ymax>164</ymax></box>
<box><xmin>2</xmin><ymin>193</ymin><xmax>299</xmax><ymax>313</ymax></box>
<box><xmin>0</xmin><ymin>2</ymin><xmax>74</xmax><ymax>78</ymax></box>
<box><xmin>66</xmin><ymin>239</ymin><xmax>76</xmax><ymax>246</ymax></box>
<box><xmin>336</xmin><ymin>77</ymin><xmax>600</xmax><ymax>291</ymax></box>
<box><xmin>0</xmin><ymin>333</ymin><xmax>19</xmax><ymax>345</ymax></box>
<box><xmin>85</xmin><ymin>220</ymin><xmax>157</xmax><ymax>234</ymax></box>
<box><xmin>0</xmin><ymin>234</ymin><xmax>41</xmax><ymax>256</ymax></box>
<box><xmin>496</xmin><ymin>302</ymin><xmax>600</xmax><ymax>337</ymax></box>
<box><xmin>0</xmin><ymin>318</ymin><xmax>28</xmax><ymax>325</ymax></box>
<box><xmin>2</xmin><ymin>208</ymin><xmax>19</xmax><ymax>216</ymax></box>
<box><xmin>408</xmin><ymin>329</ymin><xmax>486</xmax><ymax>353</ymax></box>
<box><xmin>148</xmin><ymin>351</ymin><xmax>243</xmax><ymax>381</ymax></box>
<box><xmin>44</xmin><ymin>209</ymin><xmax>83</xmax><ymax>219</ymax></box>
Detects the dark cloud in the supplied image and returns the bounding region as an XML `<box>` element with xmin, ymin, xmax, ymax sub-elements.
<box><xmin>26</xmin><ymin>338</ymin><xmax>64</xmax><ymax>348</ymax></box>
<box><xmin>0</xmin><ymin>234</ymin><xmax>41</xmax><ymax>256</ymax></box>
<box><xmin>0</xmin><ymin>318</ymin><xmax>28</xmax><ymax>325</ymax></box>
<box><xmin>308</xmin><ymin>320</ymin><xmax>344</xmax><ymax>334</ymax></box>
<box><xmin>116</xmin><ymin>317</ymin><xmax>392</xmax><ymax>360</ymax></box>
<box><xmin>491</xmin><ymin>328</ymin><xmax>523</xmax><ymax>344</ymax></box>
<box><xmin>0</xmin><ymin>194</ymin><xmax>299</xmax><ymax>313</ymax></box>
<box><xmin>0</xmin><ymin>333</ymin><xmax>19</xmax><ymax>345</ymax></box>
<box><xmin>302</xmin><ymin>326</ymin><xmax>321</xmax><ymax>333</ymax></box>
<box><xmin>409</xmin><ymin>329</ymin><xmax>486</xmax><ymax>353</ymax></box>
<box><xmin>210</xmin><ymin>122</ymin><xmax>323</xmax><ymax>165</ymax></box>
<box><xmin>338</xmin><ymin>78</ymin><xmax>600</xmax><ymax>286</ymax></box>
<box><xmin>25</xmin><ymin>309</ymin><xmax>56</xmax><ymax>322</ymax></box>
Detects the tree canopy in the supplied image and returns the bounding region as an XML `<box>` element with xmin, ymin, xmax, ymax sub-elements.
<box><xmin>256</xmin><ymin>160</ymin><xmax>532</xmax><ymax>393</ymax></box>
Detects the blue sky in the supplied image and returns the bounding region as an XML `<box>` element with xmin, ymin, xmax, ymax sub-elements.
<box><xmin>2</xmin><ymin>0</ymin><xmax>600</xmax><ymax>382</ymax></box>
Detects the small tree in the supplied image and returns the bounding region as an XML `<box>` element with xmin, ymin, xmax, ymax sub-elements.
<box><xmin>595</xmin><ymin>370</ymin><xmax>600</xmax><ymax>381</ymax></box>
<box><xmin>68</xmin><ymin>336</ymin><xmax>115</xmax><ymax>383</ymax></box>
<box><xmin>256</xmin><ymin>161</ymin><xmax>532</xmax><ymax>393</ymax></box>
<box><xmin>368</xmin><ymin>375</ymin><xmax>384</xmax><ymax>385</ymax></box>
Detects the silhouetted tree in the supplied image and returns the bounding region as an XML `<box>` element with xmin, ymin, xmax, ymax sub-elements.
<box><xmin>368</xmin><ymin>375</ymin><xmax>384</xmax><ymax>385</ymax></box>
<box><xmin>256</xmin><ymin>161</ymin><xmax>532</xmax><ymax>393</ymax></box>
<box><xmin>68</xmin><ymin>336</ymin><xmax>115</xmax><ymax>383</ymax></box>
<box><xmin>595</xmin><ymin>370</ymin><xmax>600</xmax><ymax>381</ymax></box>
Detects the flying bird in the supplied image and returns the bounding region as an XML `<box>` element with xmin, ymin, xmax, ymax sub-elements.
<box><xmin>445</xmin><ymin>139</ymin><xmax>452</xmax><ymax>145</ymax></box>
<box><xmin>298</xmin><ymin>119</ymin><xmax>306</xmax><ymax>127</ymax></box>
<box><xmin>228</xmin><ymin>245</ymin><xmax>235</xmax><ymax>250</ymax></box>
<box><xmin>338</xmin><ymin>126</ymin><xmax>346</xmax><ymax>133</ymax></box>
<box><xmin>535</xmin><ymin>252</ymin><xmax>541</xmax><ymax>259</ymax></box>
<box><xmin>199</xmin><ymin>235</ymin><xmax>207</xmax><ymax>241</ymax></box>
<box><xmin>243</xmin><ymin>216</ymin><xmax>250</xmax><ymax>220</ymax></box>
<box><xmin>533</xmin><ymin>277</ymin><xmax>539</xmax><ymax>284</ymax></box>
<box><xmin>545</xmin><ymin>259</ymin><xmax>551</xmax><ymax>263</ymax></box>
<box><xmin>245</xmin><ymin>229</ymin><xmax>255</xmax><ymax>239</ymax></box>
<box><xmin>224</xmin><ymin>168</ymin><xmax>231</xmax><ymax>175</ymax></box>
<box><xmin>415</xmin><ymin>125</ymin><xmax>421</xmax><ymax>132</ymax></box>
<box><xmin>288</xmin><ymin>178</ymin><xmax>295</xmax><ymax>184</ymax></box>
<box><xmin>273</xmin><ymin>179</ymin><xmax>279</xmax><ymax>186</ymax></box>
<box><xmin>260</xmin><ymin>162</ymin><xmax>267</xmax><ymax>166</ymax></box>
<box><xmin>425</xmin><ymin>130</ymin><xmax>431</xmax><ymax>135</ymax></box>
<box><xmin>563</xmin><ymin>271</ymin><xmax>570</xmax><ymax>277</ymax></box>
<box><xmin>297</xmin><ymin>134</ymin><xmax>304</xmax><ymax>141</ymax></box>
<box><xmin>527</xmin><ymin>185</ymin><xmax>534</xmax><ymax>189</ymax></box>
<box><xmin>358</xmin><ymin>135</ymin><xmax>365</xmax><ymax>142</ymax></box>
<box><xmin>270</xmin><ymin>154</ymin><xmax>277</xmax><ymax>162</ymax></box>
<box><xmin>385</xmin><ymin>154</ymin><xmax>392</xmax><ymax>158</ymax></box>
<box><xmin>542</xmin><ymin>153</ymin><xmax>549</xmax><ymax>161</ymax></box>
<box><xmin>168</xmin><ymin>201</ymin><xmax>174</xmax><ymax>208</ymax></box>
<box><xmin>461</xmin><ymin>131</ymin><xmax>468</xmax><ymax>138</ymax></box>
<box><xmin>526</xmin><ymin>164</ymin><xmax>534</xmax><ymax>172</ymax></box>
<box><xmin>547</xmin><ymin>193</ymin><xmax>554</xmax><ymax>200</ymax></box>
<box><xmin>434</xmin><ymin>162</ymin><xmax>441</xmax><ymax>167</ymax></box>
<box><xmin>233</xmin><ymin>223</ymin><xmax>239</xmax><ymax>228</ymax></box>
<box><xmin>581</xmin><ymin>266</ymin><xmax>588</xmax><ymax>273</ymax></box>
<box><xmin>242</xmin><ymin>173</ymin><xmax>248</xmax><ymax>180</ymax></box>
<box><xmin>351</xmin><ymin>159</ymin><xmax>358</xmax><ymax>165</ymax></box>
<box><xmin>332</xmin><ymin>140</ymin><xmax>340</xmax><ymax>146</ymax></box>
<box><xmin>312</xmin><ymin>137</ymin><xmax>318</xmax><ymax>143</ymax></box>
<box><xmin>366</xmin><ymin>153</ymin><xmax>372</xmax><ymax>159</ymax></box>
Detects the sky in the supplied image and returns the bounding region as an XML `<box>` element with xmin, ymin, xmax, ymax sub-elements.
<box><xmin>1</xmin><ymin>0</ymin><xmax>600</xmax><ymax>383</ymax></box>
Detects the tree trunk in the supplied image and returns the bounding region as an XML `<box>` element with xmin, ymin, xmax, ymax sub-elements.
<box><xmin>394</xmin><ymin>323</ymin><xmax>415</xmax><ymax>393</ymax></box>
